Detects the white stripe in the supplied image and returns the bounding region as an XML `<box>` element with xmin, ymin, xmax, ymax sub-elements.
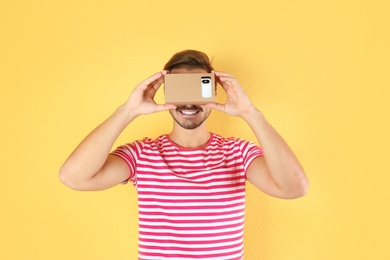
<box><xmin>138</xmin><ymin>158</ymin><xmax>244</xmax><ymax>168</ymax></box>
<box><xmin>140</xmin><ymin>240</ymin><xmax>241</xmax><ymax>249</ymax></box>
<box><xmin>139</xmin><ymin>218</ymin><xmax>244</xmax><ymax>228</ymax></box>
<box><xmin>138</xmin><ymin>193</ymin><xmax>245</xmax><ymax>201</ymax></box>
<box><xmin>138</xmin><ymin>251</ymin><xmax>243</xmax><ymax>260</ymax></box>
<box><xmin>139</xmin><ymin>231</ymin><xmax>244</xmax><ymax>242</ymax></box>
<box><xmin>137</xmin><ymin>186</ymin><xmax>245</xmax><ymax>194</ymax></box>
<box><xmin>138</xmin><ymin>197</ymin><xmax>245</xmax><ymax>207</ymax></box>
<box><xmin>139</xmin><ymin>211</ymin><xmax>245</xmax><ymax>221</ymax></box>
<box><xmin>138</xmin><ymin>179</ymin><xmax>245</xmax><ymax>187</ymax></box>
<box><xmin>139</xmin><ymin>224</ymin><xmax>244</xmax><ymax>235</ymax></box>
<box><xmin>141</xmin><ymin>151</ymin><xmax>242</xmax><ymax>161</ymax></box>
<box><xmin>138</xmin><ymin>243</ymin><xmax>244</xmax><ymax>256</ymax></box>
<box><xmin>143</xmin><ymin>145</ymin><xmax>237</xmax><ymax>154</ymax></box>
<box><xmin>138</xmin><ymin>205</ymin><xmax>244</xmax><ymax>214</ymax></box>
<box><xmin>140</xmin><ymin>237</ymin><xmax>242</xmax><ymax>246</ymax></box>
<box><xmin>137</xmin><ymin>167</ymin><xmax>245</xmax><ymax>178</ymax></box>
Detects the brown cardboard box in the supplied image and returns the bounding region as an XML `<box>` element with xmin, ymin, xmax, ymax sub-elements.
<box><xmin>164</xmin><ymin>73</ymin><xmax>215</xmax><ymax>105</ymax></box>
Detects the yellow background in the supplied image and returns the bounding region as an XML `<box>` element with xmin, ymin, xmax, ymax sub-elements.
<box><xmin>1</xmin><ymin>0</ymin><xmax>389</xmax><ymax>259</ymax></box>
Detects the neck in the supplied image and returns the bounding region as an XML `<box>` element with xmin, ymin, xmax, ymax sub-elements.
<box><xmin>169</xmin><ymin>123</ymin><xmax>211</xmax><ymax>149</ymax></box>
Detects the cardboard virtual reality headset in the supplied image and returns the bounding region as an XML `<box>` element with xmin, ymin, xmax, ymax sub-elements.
<box><xmin>164</xmin><ymin>73</ymin><xmax>216</xmax><ymax>105</ymax></box>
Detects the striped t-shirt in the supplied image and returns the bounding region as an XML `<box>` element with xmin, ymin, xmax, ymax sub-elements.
<box><xmin>111</xmin><ymin>133</ymin><xmax>263</xmax><ymax>260</ymax></box>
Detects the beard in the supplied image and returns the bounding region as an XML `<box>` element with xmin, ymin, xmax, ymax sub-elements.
<box><xmin>169</xmin><ymin>105</ymin><xmax>211</xmax><ymax>130</ymax></box>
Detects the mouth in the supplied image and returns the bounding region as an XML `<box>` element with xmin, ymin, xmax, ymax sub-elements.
<box><xmin>176</xmin><ymin>105</ymin><xmax>202</xmax><ymax>116</ymax></box>
<box><xmin>180</xmin><ymin>110</ymin><xmax>199</xmax><ymax>115</ymax></box>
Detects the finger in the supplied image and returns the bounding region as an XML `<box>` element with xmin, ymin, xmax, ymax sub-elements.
<box><xmin>218</xmin><ymin>76</ymin><xmax>238</xmax><ymax>84</ymax></box>
<box><xmin>152</xmin><ymin>77</ymin><xmax>164</xmax><ymax>91</ymax></box>
<box><xmin>213</xmin><ymin>72</ymin><xmax>237</xmax><ymax>87</ymax></box>
<box><xmin>154</xmin><ymin>104</ymin><xmax>177</xmax><ymax>113</ymax></box>
<box><xmin>138</xmin><ymin>70</ymin><xmax>168</xmax><ymax>90</ymax></box>
<box><xmin>205</xmin><ymin>102</ymin><xmax>226</xmax><ymax>112</ymax></box>
<box><xmin>145</xmin><ymin>76</ymin><xmax>164</xmax><ymax>96</ymax></box>
<box><xmin>213</xmin><ymin>71</ymin><xmax>233</xmax><ymax>77</ymax></box>
<box><xmin>213</xmin><ymin>71</ymin><xmax>236</xmax><ymax>81</ymax></box>
<box><xmin>216</xmin><ymin>77</ymin><xmax>236</xmax><ymax>92</ymax></box>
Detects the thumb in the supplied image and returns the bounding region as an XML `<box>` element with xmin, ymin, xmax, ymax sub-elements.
<box><xmin>205</xmin><ymin>102</ymin><xmax>225</xmax><ymax>112</ymax></box>
<box><xmin>154</xmin><ymin>104</ymin><xmax>176</xmax><ymax>113</ymax></box>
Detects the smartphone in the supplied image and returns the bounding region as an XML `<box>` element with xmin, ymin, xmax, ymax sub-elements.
<box><xmin>164</xmin><ymin>73</ymin><xmax>216</xmax><ymax>105</ymax></box>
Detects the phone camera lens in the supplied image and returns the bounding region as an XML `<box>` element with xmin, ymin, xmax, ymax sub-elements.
<box><xmin>202</xmin><ymin>80</ymin><xmax>210</xmax><ymax>84</ymax></box>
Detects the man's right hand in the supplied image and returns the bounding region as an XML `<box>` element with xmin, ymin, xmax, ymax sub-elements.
<box><xmin>124</xmin><ymin>70</ymin><xmax>176</xmax><ymax>118</ymax></box>
<box><xmin>59</xmin><ymin>71</ymin><xmax>176</xmax><ymax>191</ymax></box>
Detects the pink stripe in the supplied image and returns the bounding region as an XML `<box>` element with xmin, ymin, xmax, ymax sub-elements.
<box><xmin>139</xmin><ymin>208</ymin><xmax>245</xmax><ymax>218</ymax></box>
<box><xmin>139</xmin><ymin>251</ymin><xmax>243</xmax><ymax>260</ymax></box>
<box><xmin>139</xmin><ymin>228</ymin><xmax>244</xmax><ymax>238</ymax></box>
<box><xmin>139</xmin><ymin>215</ymin><xmax>244</xmax><ymax>224</ymax></box>
<box><xmin>137</xmin><ymin>188</ymin><xmax>246</xmax><ymax>197</ymax></box>
<box><xmin>139</xmin><ymin>242</ymin><xmax>243</xmax><ymax>252</ymax></box>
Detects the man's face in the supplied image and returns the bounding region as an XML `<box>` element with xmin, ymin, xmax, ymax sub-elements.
<box><xmin>168</xmin><ymin>67</ymin><xmax>212</xmax><ymax>130</ymax></box>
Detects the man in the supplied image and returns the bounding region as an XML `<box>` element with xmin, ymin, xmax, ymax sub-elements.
<box><xmin>60</xmin><ymin>50</ymin><xmax>309</xmax><ymax>260</ymax></box>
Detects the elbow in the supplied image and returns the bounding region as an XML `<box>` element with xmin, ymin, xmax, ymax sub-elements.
<box><xmin>303</xmin><ymin>176</ymin><xmax>310</xmax><ymax>195</ymax></box>
<box><xmin>281</xmin><ymin>169</ymin><xmax>310</xmax><ymax>199</ymax></box>
<box><xmin>290</xmin><ymin>171</ymin><xmax>310</xmax><ymax>199</ymax></box>
<box><xmin>59</xmin><ymin>166</ymin><xmax>84</xmax><ymax>191</ymax></box>
<box><xmin>282</xmin><ymin>183</ymin><xmax>309</xmax><ymax>200</ymax></box>
<box><xmin>299</xmin><ymin>168</ymin><xmax>310</xmax><ymax>196</ymax></box>
<box><xmin>295</xmin><ymin>178</ymin><xmax>310</xmax><ymax>198</ymax></box>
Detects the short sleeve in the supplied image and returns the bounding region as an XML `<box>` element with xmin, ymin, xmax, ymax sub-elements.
<box><xmin>110</xmin><ymin>140</ymin><xmax>144</xmax><ymax>185</ymax></box>
<box><xmin>237</xmin><ymin>139</ymin><xmax>264</xmax><ymax>171</ymax></box>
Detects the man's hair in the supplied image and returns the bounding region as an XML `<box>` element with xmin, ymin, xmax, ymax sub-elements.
<box><xmin>164</xmin><ymin>50</ymin><xmax>214</xmax><ymax>72</ymax></box>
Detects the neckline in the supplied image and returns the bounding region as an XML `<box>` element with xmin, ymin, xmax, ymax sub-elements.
<box><xmin>165</xmin><ymin>133</ymin><xmax>214</xmax><ymax>151</ymax></box>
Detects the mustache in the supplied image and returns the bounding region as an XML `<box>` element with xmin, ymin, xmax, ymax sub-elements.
<box><xmin>176</xmin><ymin>105</ymin><xmax>203</xmax><ymax>112</ymax></box>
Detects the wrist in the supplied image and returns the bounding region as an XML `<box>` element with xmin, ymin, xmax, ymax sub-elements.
<box><xmin>241</xmin><ymin>107</ymin><xmax>268</xmax><ymax>128</ymax></box>
<box><xmin>241</xmin><ymin>105</ymin><xmax>263</xmax><ymax>121</ymax></box>
<box><xmin>115</xmin><ymin>103</ymin><xmax>139</xmax><ymax>126</ymax></box>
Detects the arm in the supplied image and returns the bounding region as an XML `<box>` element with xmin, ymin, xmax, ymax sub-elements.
<box><xmin>59</xmin><ymin>70</ymin><xmax>175</xmax><ymax>191</ymax></box>
<box><xmin>207</xmin><ymin>71</ymin><xmax>309</xmax><ymax>199</ymax></box>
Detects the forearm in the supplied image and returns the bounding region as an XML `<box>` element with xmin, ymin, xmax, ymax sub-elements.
<box><xmin>59</xmin><ymin>104</ymin><xmax>136</xmax><ymax>184</ymax></box>
<box><xmin>211</xmin><ymin>71</ymin><xmax>308</xmax><ymax>197</ymax></box>
<box><xmin>242</xmin><ymin>108</ymin><xmax>308</xmax><ymax>194</ymax></box>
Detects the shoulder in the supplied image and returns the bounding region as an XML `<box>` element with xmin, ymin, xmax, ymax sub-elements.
<box><xmin>142</xmin><ymin>134</ymin><xmax>169</xmax><ymax>147</ymax></box>
<box><xmin>125</xmin><ymin>134</ymin><xmax>167</xmax><ymax>146</ymax></box>
<box><xmin>211</xmin><ymin>133</ymin><xmax>263</xmax><ymax>155</ymax></box>
<box><xmin>112</xmin><ymin>135</ymin><xmax>159</xmax><ymax>153</ymax></box>
<box><xmin>210</xmin><ymin>133</ymin><xmax>249</xmax><ymax>147</ymax></box>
